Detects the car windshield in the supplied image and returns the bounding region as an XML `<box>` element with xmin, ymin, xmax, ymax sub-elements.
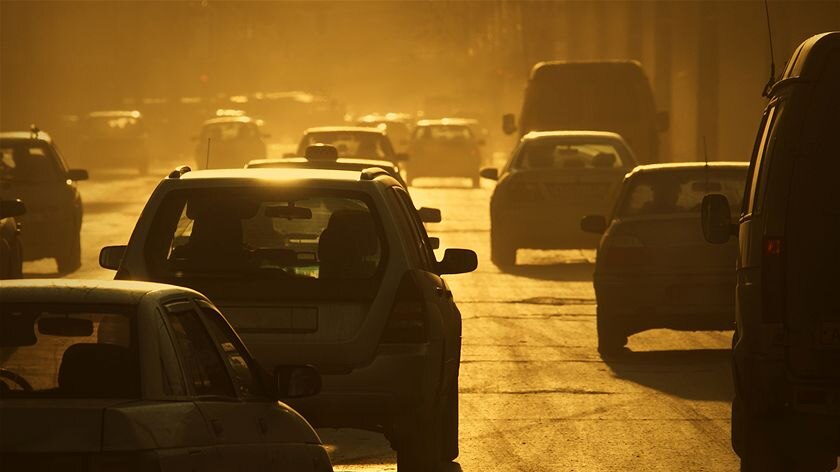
<box><xmin>0</xmin><ymin>140</ymin><xmax>63</xmax><ymax>182</ymax></box>
<box><xmin>84</xmin><ymin>115</ymin><xmax>145</xmax><ymax>138</ymax></box>
<box><xmin>513</xmin><ymin>139</ymin><xmax>629</xmax><ymax>170</ymax></box>
<box><xmin>0</xmin><ymin>304</ymin><xmax>138</xmax><ymax>399</ymax></box>
<box><xmin>146</xmin><ymin>188</ymin><xmax>385</xmax><ymax>282</ymax></box>
<box><xmin>414</xmin><ymin>125</ymin><xmax>473</xmax><ymax>141</ymax></box>
<box><xmin>619</xmin><ymin>168</ymin><xmax>747</xmax><ymax>218</ymax></box>
<box><xmin>300</xmin><ymin>132</ymin><xmax>391</xmax><ymax>159</ymax></box>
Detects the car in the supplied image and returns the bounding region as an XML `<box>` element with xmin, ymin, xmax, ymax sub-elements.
<box><xmin>481</xmin><ymin>131</ymin><xmax>637</xmax><ymax>267</ymax></box>
<box><xmin>407</xmin><ymin>118</ymin><xmax>484</xmax><ymax>187</ymax></box>
<box><xmin>356</xmin><ymin>113</ymin><xmax>414</xmax><ymax>154</ymax></box>
<box><xmin>296</xmin><ymin>126</ymin><xmax>406</xmax><ymax>164</ymax></box>
<box><xmin>0</xmin><ymin>279</ymin><xmax>332</xmax><ymax>472</ymax></box>
<box><xmin>80</xmin><ymin>110</ymin><xmax>150</xmax><ymax>174</ymax></box>
<box><xmin>701</xmin><ymin>32</ymin><xmax>840</xmax><ymax>470</ymax></box>
<box><xmin>0</xmin><ymin>128</ymin><xmax>88</xmax><ymax>273</ymax></box>
<box><xmin>0</xmin><ymin>199</ymin><xmax>25</xmax><ymax>279</ymax></box>
<box><xmin>580</xmin><ymin>162</ymin><xmax>748</xmax><ymax>353</ymax></box>
<box><xmin>246</xmin><ymin>143</ymin><xmax>409</xmax><ymax>188</ymax></box>
<box><xmin>99</xmin><ymin>165</ymin><xmax>477</xmax><ymax>470</ymax></box>
<box><xmin>195</xmin><ymin>115</ymin><xmax>268</xmax><ymax>169</ymax></box>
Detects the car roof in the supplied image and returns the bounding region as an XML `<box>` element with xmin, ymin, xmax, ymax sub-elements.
<box><xmin>247</xmin><ymin>157</ymin><xmax>397</xmax><ymax>168</ymax></box>
<box><xmin>175</xmin><ymin>167</ymin><xmax>396</xmax><ymax>186</ymax></box>
<box><xmin>202</xmin><ymin>115</ymin><xmax>257</xmax><ymax>126</ymax></box>
<box><xmin>521</xmin><ymin>130</ymin><xmax>626</xmax><ymax>141</ymax></box>
<box><xmin>416</xmin><ymin>118</ymin><xmax>476</xmax><ymax>127</ymax></box>
<box><xmin>627</xmin><ymin>161</ymin><xmax>749</xmax><ymax>177</ymax></box>
<box><xmin>303</xmin><ymin>126</ymin><xmax>385</xmax><ymax>135</ymax></box>
<box><xmin>778</xmin><ymin>31</ymin><xmax>839</xmax><ymax>87</ymax></box>
<box><xmin>0</xmin><ymin>131</ymin><xmax>53</xmax><ymax>142</ymax></box>
<box><xmin>0</xmin><ymin>279</ymin><xmax>200</xmax><ymax>304</ymax></box>
<box><xmin>86</xmin><ymin>110</ymin><xmax>142</xmax><ymax>118</ymax></box>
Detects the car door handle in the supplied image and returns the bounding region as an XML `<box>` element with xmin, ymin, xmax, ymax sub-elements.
<box><xmin>210</xmin><ymin>419</ymin><xmax>224</xmax><ymax>436</ymax></box>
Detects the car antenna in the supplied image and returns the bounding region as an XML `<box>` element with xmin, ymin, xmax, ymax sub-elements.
<box><xmin>205</xmin><ymin>137</ymin><xmax>212</xmax><ymax>169</ymax></box>
<box><xmin>761</xmin><ymin>0</ymin><xmax>777</xmax><ymax>97</ymax></box>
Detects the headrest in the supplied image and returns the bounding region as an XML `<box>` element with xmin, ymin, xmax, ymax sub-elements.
<box><xmin>323</xmin><ymin>210</ymin><xmax>378</xmax><ymax>254</ymax></box>
<box><xmin>592</xmin><ymin>152</ymin><xmax>617</xmax><ymax>168</ymax></box>
<box><xmin>59</xmin><ymin>343</ymin><xmax>139</xmax><ymax>397</ymax></box>
<box><xmin>305</xmin><ymin>144</ymin><xmax>339</xmax><ymax>161</ymax></box>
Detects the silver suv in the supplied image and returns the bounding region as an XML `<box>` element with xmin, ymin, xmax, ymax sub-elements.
<box><xmin>100</xmin><ymin>165</ymin><xmax>477</xmax><ymax>470</ymax></box>
<box><xmin>702</xmin><ymin>32</ymin><xmax>840</xmax><ymax>471</ymax></box>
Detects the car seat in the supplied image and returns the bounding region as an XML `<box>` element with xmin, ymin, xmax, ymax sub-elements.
<box><xmin>58</xmin><ymin>343</ymin><xmax>139</xmax><ymax>397</ymax></box>
<box><xmin>318</xmin><ymin>210</ymin><xmax>378</xmax><ymax>279</ymax></box>
<box><xmin>175</xmin><ymin>213</ymin><xmax>248</xmax><ymax>270</ymax></box>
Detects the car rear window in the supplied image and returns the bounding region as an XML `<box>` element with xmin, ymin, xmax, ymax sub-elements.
<box><xmin>83</xmin><ymin>116</ymin><xmax>145</xmax><ymax>138</ymax></box>
<box><xmin>145</xmin><ymin>187</ymin><xmax>386</xmax><ymax>284</ymax></box>
<box><xmin>513</xmin><ymin>139</ymin><xmax>629</xmax><ymax>170</ymax></box>
<box><xmin>414</xmin><ymin>125</ymin><xmax>474</xmax><ymax>141</ymax></box>
<box><xmin>300</xmin><ymin>132</ymin><xmax>390</xmax><ymax>159</ymax></box>
<box><xmin>0</xmin><ymin>304</ymin><xmax>138</xmax><ymax>398</ymax></box>
<box><xmin>619</xmin><ymin>168</ymin><xmax>747</xmax><ymax>218</ymax></box>
<box><xmin>0</xmin><ymin>140</ymin><xmax>62</xmax><ymax>182</ymax></box>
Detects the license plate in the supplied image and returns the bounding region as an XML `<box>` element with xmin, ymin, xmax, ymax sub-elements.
<box><xmin>816</xmin><ymin>323</ymin><xmax>840</xmax><ymax>348</ymax></box>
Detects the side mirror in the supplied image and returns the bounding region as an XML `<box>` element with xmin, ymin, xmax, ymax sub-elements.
<box><xmin>437</xmin><ymin>248</ymin><xmax>477</xmax><ymax>275</ymax></box>
<box><xmin>580</xmin><ymin>215</ymin><xmax>607</xmax><ymax>234</ymax></box>
<box><xmin>67</xmin><ymin>169</ymin><xmax>89</xmax><ymax>181</ymax></box>
<box><xmin>701</xmin><ymin>194</ymin><xmax>734</xmax><ymax>244</ymax></box>
<box><xmin>394</xmin><ymin>152</ymin><xmax>410</xmax><ymax>162</ymax></box>
<box><xmin>656</xmin><ymin>110</ymin><xmax>669</xmax><ymax>132</ymax></box>
<box><xmin>275</xmin><ymin>365</ymin><xmax>321</xmax><ymax>398</ymax></box>
<box><xmin>0</xmin><ymin>200</ymin><xmax>26</xmax><ymax>219</ymax></box>
<box><xmin>99</xmin><ymin>245</ymin><xmax>126</xmax><ymax>270</ymax></box>
<box><xmin>429</xmin><ymin>236</ymin><xmax>440</xmax><ymax>250</ymax></box>
<box><xmin>479</xmin><ymin>167</ymin><xmax>499</xmax><ymax>181</ymax></box>
<box><xmin>418</xmin><ymin>207</ymin><xmax>442</xmax><ymax>223</ymax></box>
<box><xmin>502</xmin><ymin>113</ymin><xmax>517</xmax><ymax>135</ymax></box>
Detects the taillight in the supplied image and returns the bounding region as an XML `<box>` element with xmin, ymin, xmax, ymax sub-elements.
<box><xmin>381</xmin><ymin>272</ymin><xmax>429</xmax><ymax>344</ymax></box>
<box><xmin>762</xmin><ymin>237</ymin><xmax>785</xmax><ymax>322</ymax></box>
<box><xmin>602</xmin><ymin>234</ymin><xmax>646</xmax><ymax>267</ymax></box>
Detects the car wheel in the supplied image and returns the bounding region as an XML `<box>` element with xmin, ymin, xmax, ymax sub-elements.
<box><xmin>440</xmin><ymin>376</ymin><xmax>459</xmax><ymax>461</ymax></box>
<box><xmin>10</xmin><ymin>237</ymin><xmax>23</xmax><ymax>278</ymax></box>
<box><xmin>396</xmin><ymin>410</ymin><xmax>443</xmax><ymax>472</ymax></box>
<box><xmin>56</xmin><ymin>228</ymin><xmax>81</xmax><ymax>274</ymax></box>
<box><xmin>490</xmin><ymin>228</ymin><xmax>515</xmax><ymax>268</ymax></box>
<box><xmin>596</xmin><ymin>311</ymin><xmax>627</xmax><ymax>355</ymax></box>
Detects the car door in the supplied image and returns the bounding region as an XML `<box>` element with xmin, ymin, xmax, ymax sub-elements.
<box><xmin>196</xmin><ymin>301</ymin><xmax>330</xmax><ymax>471</ymax></box>
<box><xmin>163</xmin><ymin>300</ymin><xmax>268</xmax><ymax>472</ymax></box>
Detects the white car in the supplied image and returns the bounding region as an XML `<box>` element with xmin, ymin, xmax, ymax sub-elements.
<box><xmin>0</xmin><ymin>279</ymin><xmax>332</xmax><ymax>472</ymax></box>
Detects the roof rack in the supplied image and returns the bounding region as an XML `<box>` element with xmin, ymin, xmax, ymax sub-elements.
<box><xmin>29</xmin><ymin>124</ymin><xmax>40</xmax><ymax>139</ymax></box>
<box><xmin>359</xmin><ymin>167</ymin><xmax>391</xmax><ymax>181</ymax></box>
<box><xmin>168</xmin><ymin>165</ymin><xmax>192</xmax><ymax>179</ymax></box>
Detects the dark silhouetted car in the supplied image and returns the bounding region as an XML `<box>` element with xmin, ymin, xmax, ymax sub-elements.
<box><xmin>0</xmin><ymin>199</ymin><xmax>25</xmax><ymax>278</ymax></box>
<box><xmin>100</xmin><ymin>166</ymin><xmax>477</xmax><ymax>470</ymax></box>
<box><xmin>80</xmin><ymin>110</ymin><xmax>150</xmax><ymax>174</ymax></box>
<box><xmin>195</xmin><ymin>115</ymin><xmax>268</xmax><ymax>169</ymax></box>
<box><xmin>582</xmin><ymin>162</ymin><xmax>748</xmax><ymax>353</ymax></box>
<box><xmin>0</xmin><ymin>129</ymin><xmax>88</xmax><ymax>273</ymax></box>
<box><xmin>482</xmin><ymin>131</ymin><xmax>637</xmax><ymax>267</ymax></box>
<box><xmin>0</xmin><ymin>279</ymin><xmax>332</xmax><ymax>472</ymax></box>
<box><xmin>702</xmin><ymin>32</ymin><xmax>840</xmax><ymax>470</ymax></box>
<box><xmin>407</xmin><ymin>118</ymin><xmax>484</xmax><ymax>187</ymax></box>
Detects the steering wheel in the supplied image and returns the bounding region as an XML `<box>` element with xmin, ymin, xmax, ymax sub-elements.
<box><xmin>0</xmin><ymin>368</ymin><xmax>33</xmax><ymax>391</ymax></box>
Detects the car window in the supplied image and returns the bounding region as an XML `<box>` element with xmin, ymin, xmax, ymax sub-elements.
<box><xmin>391</xmin><ymin>187</ymin><xmax>436</xmax><ymax>269</ymax></box>
<box><xmin>0</xmin><ymin>141</ymin><xmax>62</xmax><ymax>182</ymax></box>
<box><xmin>414</xmin><ymin>125</ymin><xmax>473</xmax><ymax>141</ymax></box>
<box><xmin>83</xmin><ymin>116</ymin><xmax>145</xmax><ymax>138</ymax></box>
<box><xmin>153</xmin><ymin>308</ymin><xmax>187</xmax><ymax>396</ymax></box>
<box><xmin>302</xmin><ymin>132</ymin><xmax>390</xmax><ymax>159</ymax></box>
<box><xmin>197</xmin><ymin>301</ymin><xmax>265</xmax><ymax>398</ymax></box>
<box><xmin>165</xmin><ymin>306</ymin><xmax>235</xmax><ymax>397</ymax></box>
<box><xmin>514</xmin><ymin>140</ymin><xmax>627</xmax><ymax>170</ymax></box>
<box><xmin>147</xmin><ymin>188</ymin><xmax>386</xmax><ymax>281</ymax></box>
<box><xmin>0</xmin><ymin>304</ymin><xmax>138</xmax><ymax>398</ymax></box>
<box><xmin>745</xmin><ymin>101</ymin><xmax>784</xmax><ymax>215</ymax></box>
<box><xmin>619</xmin><ymin>168</ymin><xmax>747</xmax><ymax>218</ymax></box>
<box><xmin>203</xmin><ymin>122</ymin><xmax>255</xmax><ymax>142</ymax></box>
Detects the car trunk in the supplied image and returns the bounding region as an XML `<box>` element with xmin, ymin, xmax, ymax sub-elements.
<box><xmin>505</xmin><ymin>167</ymin><xmax>625</xmax><ymax>218</ymax></box>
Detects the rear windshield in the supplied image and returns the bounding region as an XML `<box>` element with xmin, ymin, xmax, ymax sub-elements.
<box><xmin>414</xmin><ymin>125</ymin><xmax>473</xmax><ymax>141</ymax></box>
<box><xmin>299</xmin><ymin>132</ymin><xmax>392</xmax><ymax>159</ymax></box>
<box><xmin>619</xmin><ymin>168</ymin><xmax>747</xmax><ymax>218</ymax></box>
<box><xmin>0</xmin><ymin>140</ymin><xmax>63</xmax><ymax>182</ymax></box>
<box><xmin>145</xmin><ymin>187</ymin><xmax>386</xmax><ymax>284</ymax></box>
<box><xmin>513</xmin><ymin>139</ymin><xmax>629</xmax><ymax>170</ymax></box>
<box><xmin>83</xmin><ymin>116</ymin><xmax>145</xmax><ymax>138</ymax></box>
<box><xmin>0</xmin><ymin>304</ymin><xmax>138</xmax><ymax>399</ymax></box>
<box><xmin>202</xmin><ymin>122</ymin><xmax>259</xmax><ymax>142</ymax></box>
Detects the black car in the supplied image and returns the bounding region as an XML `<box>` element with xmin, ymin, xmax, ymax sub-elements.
<box><xmin>0</xmin><ymin>199</ymin><xmax>25</xmax><ymax>278</ymax></box>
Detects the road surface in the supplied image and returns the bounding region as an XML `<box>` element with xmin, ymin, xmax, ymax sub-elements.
<box><xmin>28</xmin><ymin>164</ymin><xmax>747</xmax><ymax>471</ymax></box>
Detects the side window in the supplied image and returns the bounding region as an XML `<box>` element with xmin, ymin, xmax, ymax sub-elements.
<box><xmin>391</xmin><ymin>187</ymin><xmax>436</xmax><ymax>269</ymax></box>
<box><xmin>746</xmin><ymin>101</ymin><xmax>784</xmax><ymax>215</ymax></box>
<box><xmin>197</xmin><ymin>301</ymin><xmax>264</xmax><ymax>398</ymax></box>
<box><xmin>154</xmin><ymin>308</ymin><xmax>187</xmax><ymax>396</ymax></box>
<box><xmin>165</xmin><ymin>305</ymin><xmax>235</xmax><ymax>397</ymax></box>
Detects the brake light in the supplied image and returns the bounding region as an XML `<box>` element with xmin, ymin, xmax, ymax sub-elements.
<box><xmin>602</xmin><ymin>235</ymin><xmax>646</xmax><ymax>267</ymax></box>
<box><xmin>381</xmin><ymin>272</ymin><xmax>429</xmax><ymax>344</ymax></box>
<box><xmin>762</xmin><ymin>237</ymin><xmax>785</xmax><ymax>322</ymax></box>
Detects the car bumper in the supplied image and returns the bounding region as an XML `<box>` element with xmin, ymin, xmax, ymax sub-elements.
<box><xmin>594</xmin><ymin>272</ymin><xmax>735</xmax><ymax>331</ymax></box>
<box><xmin>492</xmin><ymin>206</ymin><xmax>601</xmax><ymax>249</ymax></box>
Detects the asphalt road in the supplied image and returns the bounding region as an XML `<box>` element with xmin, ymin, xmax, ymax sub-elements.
<box><xmin>28</xmin><ymin>162</ymin><xmax>748</xmax><ymax>471</ymax></box>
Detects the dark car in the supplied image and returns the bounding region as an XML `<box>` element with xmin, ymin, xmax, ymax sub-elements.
<box><xmin>0</xmin><ymin>199</ymin><xmax>25</xmax><ymax>279</ymax></box>
<box><xmin>582</xmin><ymin>162</ymin><xmax>748</xmax><ymax>353</ymax></box>
<box><xmin>407</xmin><ymin>119</ymin><xmax>484</xmax><ymax>187</ymax></box>
<box><xmin>194</xmin><ymin>115</ymin><xmax>268</xmax><ymax>169</ymax></box>
<box><xmin>482</xmin><ymin>131</ymin><xmax>636</xmax><ymax>267</ymax></box>
<box><xmin>296</xmin><ymin>126</ymin><xmax>405</xmax><ymax>164</ymax></box>
<box><xmin>702</xmin><ymin>32</ymin><xmax>840</xmax><ymax>470</ymax></box>
<box><xmin>0</xmin><ymin>130</ymin><xmax>87</xmax><ymax>273</ymax></box>
<box><xmin>80</xmin><ymin>110</ymin><xmax>150</xmax><ymax>174</ymax></box>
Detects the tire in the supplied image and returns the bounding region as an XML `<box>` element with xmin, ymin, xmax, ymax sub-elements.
<box><xmin>396</xmin><ymin>412</ymin><xmax>443</xmax><ymax>472</ymax></box>
<box><xmin>596</xmin><ymin>311</ymin><xmax>628</xmax><ymax>355</ymax></box>
<box><xmin>490</xmin><ymin>227</ymin><xmax>516</xmax><ymax>268</ymax></box>
<box><xmin>56</xmin><ymin>228</ymin><xmax>81</xmax><ymax>274</ymax></box>
<box><xmin>440</xmin><ymin>377</ymin><xmax>459</xmax><ymax>461</ymax></box>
